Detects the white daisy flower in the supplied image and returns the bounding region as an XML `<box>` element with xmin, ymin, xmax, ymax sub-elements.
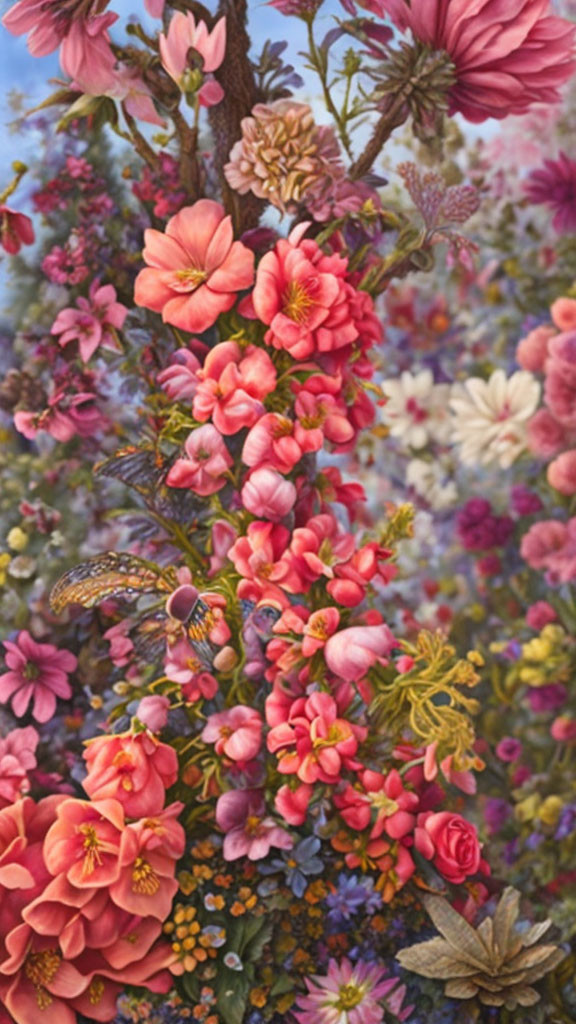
<box><xmin>450</xmin><ymin>368</ymin><xmax>540</xmax><ymax>469</ymax></box>
<box><xmin>382</xmin><ymin>369</ymin><xmax>452</xmax><ymax>449</ymax></box>
<box><xmin>406</xmin><ymin>458</ymin><xmax>458</xmax><ymax>510</ymax></box>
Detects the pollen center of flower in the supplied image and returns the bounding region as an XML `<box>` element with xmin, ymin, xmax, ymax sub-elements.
<box><xmin>79</xmin><ymin>823</ymin><xmax>103</xmax><ymax>875</ymax></box>
<box><xmin>131</xmin><ymin>856</ymin><xmax>161</xmax><ymax>895</ymax></box>
<box><xmin>25</xmin><ymin>949</ymin><xmax>61</xmax><ymax>1009</ymax></box>
<box><xmin>23</xmin><ymin>661</ymin><xmax>40</xmax><ymax>680</ymax></box>
<box><xmin>282</xmin><ymin>280</ymin><xmax>315</xmax><ymax>324</ymax></box>
<box><xmin>405</xmin><ymin>397</ymin><xmax>428</xmax><ymax>423</ymax></box>
<box><xmin>113</xmin><ymin>751</ymin><xmax>135</xmax><ymax>790</ymax></box>
<box><xmin>175</xmin><ymin>267</ymin><xmax>208</xmax><ymax>292</ymax></box>
<box><xmin>245</xmin><ymin>814</ymin><xmax>263</xmax><ymax>836</ymax></box>
<box><xmin>88</xmin><ymin>979</ymin><xmax>105</xmax><ymax>1005</ymax></box>
<box><xmin>370</xmin><ymin>792</ymin><xmax>399</xmax><ymax>816</ymax></box>
<box><xmin>336</xmin><ymin>982</ymin><xmax>364</xmax><ymax>1011</ymax></box>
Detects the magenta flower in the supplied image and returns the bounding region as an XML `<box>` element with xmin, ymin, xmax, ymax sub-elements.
<box><xmin>51</xmin><ymin>279</ymin><xmax>128</xmax><ymax>362</ymax></box>
<box><xmin>295</xmin><ymin>957</ymin><xmax>411</xmax><ymax>1024</ymax></box>
<box><xmin>382</xmin><ymin>0</ymin><xmax>576</xmax><ymax>123</ymax></box>
<box><xmin>324</xmin><ymin>624</ymin><xmax>396</xmax><ymax>682</ymax></box>
<box><xmin>0</xmin><ymin>630</ymin><xmax>77</xmax><ymax>723</ymax></box>
<box><xmin>525</xmin><ymin>152</ymin><xmax>576</xmax><ymax>234</ymax></box>
<box><xmin>241</xmin><ymin>467</ymin><xmax>297</xmax><ymax>522</ymax></box>
<box><xmin>216</xmin><ymin>788</ymin><xmax>292</xmax><ymax>860</ymax></box>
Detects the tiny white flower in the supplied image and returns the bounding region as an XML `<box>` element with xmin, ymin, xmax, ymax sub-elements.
<box><xmin>382</xmin><ymin>369</ymin><xmax>452</xmax><ymax>449</ymax></box>
<box><xmin>406</xmin><ymin>458</ymin><xmax>458</xmax><ymax>510</ymax></box>
<box><xmin>450</xmin><ymin>368</ymin><xmax>540</xmax><ymax>469</ymax></box>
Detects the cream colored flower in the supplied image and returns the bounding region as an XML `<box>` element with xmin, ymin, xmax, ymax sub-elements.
<box><xmin>450</xmin><ymin>369</ymin><xmax>540</xmax><ymax>468</ymax></box>
<box><xmin>383</xmin><ymin>369</ymin><xmax>452</xmax><ymax>449</ymax></box>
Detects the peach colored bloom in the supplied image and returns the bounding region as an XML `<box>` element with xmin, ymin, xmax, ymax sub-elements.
<box><xmin>134</xmin><ymin>200</ymin><xmax>255</xmax><ymax>334</ymax></box>
<box><xmin>515</xmin><ymin>324</ymin><xmax>555</xmax><ymax>372</ymax></box>
<box><xmin>551</xmin><ymin>296</ymin><xmax>576</xmax><ymax>331</ymax></box>
<box><xmin>43</xmin><ymin>797</ymin><xmax>125</xmax><ymax>889</ymax></box>
<box><xmin>109</xmin><ymin>803</ymin><xmax>185</xmax><ymax>921</ymax></box>
<box><xmin>266</xmin><ymin>691</ymin><xmax>367</xmax><ymax>785</ymax></box>
<box><xmin>83</xmin><ymin>732</ymin><xmax>178</xmax><ymax>818</ymax></box>
<box><xmin>383</xmin><ymin>0</ymin><xmax>576</xmax><ymax>123</ymax></box>
<box><xmin>0</xmin><ymin>631</ymin><xmax>76</xmax><ymax>724</ymax></box>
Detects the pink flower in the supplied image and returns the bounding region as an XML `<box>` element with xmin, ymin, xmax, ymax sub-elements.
<box><xmin>525</xmin><ymin>152</ymin><xmax>576</xmax><ymax>233</ymax></box>
<box><xmin>43</xmin><ymin>797</ymin><xmax>125</xmax><ymax>889</ymax></box>
<box><xmin>527</xmin><ymin>408</ymin><xmax>568</xmax><ymax>457</ymax></box>
<box><xmin>109</xmin><ymin>803</ymin><xmax>185</xmax><ymax>920</ymax></box>
<box><xmin>266</xmin><ymin>691</ymin><xmax>366</xmax><ymax>785</ymax></box>
<box><xmin>193</xmin><ymin>341</ymin><xmax>277</xmax><ymax>435</ymax></box>
<box><xmin>548</xmin><ymin>448</ymin><xmax>576</xmax><ymax>495</ymax></box>
<box><xmin>241</xmin><ymin>468</ymin><xmax>297</xmax><ymax>522</ymax></box>
<box><xmin>157</xmin><ymin>347</ymin><xmax>202</xmax><ymax>401</ymax></box>
<box><xmin>0</xmin><ymin>728</ymin><xmax>39</xmax><ymax>809</ymax></box>
<box><xmin>275</xmin><ymin>783</ymin><xmax>312</xmax><ymax>826</ymax></box>
<box><xmin>209</xmin><ymin>519</ymin><xmax>238</xmax><ymax>575</ymax></box>
<box><xmin>383</xmin><ymin>0</ymin><xmax>576</xmax><ymax>123</ymax></box>
<box><xmin>516</xmin><ymin>324</ymin><xmax>555</xmax><ymax>372</ymax></box>
<box><xmin>108</xmin><ymin>66</ymin><xmax>166</xmax><ymax>127</ymax></box>
<box><xmin>495</xmin><ymin>737</ymin><xmax>523</xmax><ymax>762</ymax></box>
<box><xmin>83</xmin><ymin>731</ymin><xmax>178</xmax><ymax>818</ymax></box>
<box><xmin>229</xmin><ymin>521</ymin><xmax>289</xmax><ymax>587</ymax></box>
<box><xmin>252</xmin><ymin>227</ymin><xmax>361</xmax><ymax>360</ymax></box>
<box><xmin>520</xmin><ymin>519</ymin><xmax>576</xmax><ymax>582</ymax></box>
<box><xmin>166</xmin><ymin>425</ymin><xmax>233</xmax><ymax>495</ymax></box>
<box><xmin>164</xmin><ymin>638</ymin><xmax>218</xmax><ymax>702</ymax></box>
<box><xmin>159</xmin><ymin>11</ymin><xmax>226</xmax><ymax>85</ymax></box>
<box><xmin>51</xmin><ymin>279</ymin><xmax>127</xmax><ymax>362</ymax></box>
<box><xmin>415</xmin><ymin>811</ymin><xmax>487</xmax><ymax>884</ymax></box>
<box><xmin>0</xmin><ymin>205</ymin><xmax>34</xmax><ymax>255</ymax></box>
<box><xmin>302</xmin><ymin>608</ymin><xmax>341</xmax><ymax>658</ymax></box>
<box><xmin>242</xmin><ymin>413</ymin><xmax>308</xmax><ymax>474</ymax></box>
<box><xmin>295</xmin><ymin>958</ymin><xmax>411</xmax><ymax>1024</ymax></box>
<box><xmin>551</xmin><ymin>297</ymin><xmax>576</xmax><ymax>332</ymax></box>
<box><xmin>145</xmin><ymin>0</ymin><xmax>165</xmax><ymax>14</ymax></box>
<box><xmin>201</xmin><ymin>706</ymin><xmax>263</xmax><ymax>762</ymax></box>
<box><xmin>335</xmin><ymin>769</ymin><xmax>418</xmax><ymax>840</ymax></box>
<box><xmin>14</xmin><ymin>389</ymin><xmax>105</xmax><ymax>442</ymax></box>
<box><xmin>551</xmin><ymin>716</ymin><xmax>576</xmax><ymax>742</ymax></box>
<box><xmin>324</xmin><ymin>624</ymin><xmax>396</xmax><ymax>683</ymax></box>
<box><xmin>216</xmin><ymin>789</ymin><xmax>292</xmax><ymax>861</ymax></box>
<box><xmin>60</xmin><ymin>12</ymin><xmax>119</xmax><ymax>95</ymax></box>
<box><xmin>136</xmin><ymin>695</ymin><xmax>170</xmax><ymax>732</ymax></box>
<box><xmin>526</xmin><ymin>601</ymin><xmax>557</xmax><ymax>630</ymax></box>
<box><xmin>134</xmin><ymin>200</ymin><xmax>255</xmax><ymax>334</ymax></box>
<box><xmin>0</xmin><ymin>631</ymin><xmax>76</xmax><ymax>723</ymax></box>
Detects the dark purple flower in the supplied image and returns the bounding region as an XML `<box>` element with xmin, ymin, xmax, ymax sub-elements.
<box><xmin>456</xmin><ymin>498</ymin><xmax>514</xmax><ymax>551</ymax></box>
<box><xmin>511</xmin><ymin>485</ymin><xmax>543</xmax><ymax>517</ymax></box>
<box><xmin>527</xmin><ymin>683</ymin><xmax>567</xmax><ymax>713</ymax></box>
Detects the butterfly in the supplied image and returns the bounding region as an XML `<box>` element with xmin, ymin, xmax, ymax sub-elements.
<box><xmin>95</xmin><ymin>445</ymin><xmax>204</xmax><ymax>525</ymax></box>
<box><xmin>50</xmin><ymin>552</ymin><xmax>177</xmax><ymax>615</ymax></box>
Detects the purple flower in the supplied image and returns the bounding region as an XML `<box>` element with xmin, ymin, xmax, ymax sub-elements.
<box><xmin>484</xmin><ymin>797</ymin><xmax>512</xmax><ymax>836</ymax></box>
<box><xmin>527</xmin><ymin>683</ymin><xmax>567</xmax><ymax>713</ymax></box>
<box><xmin>215</xmin><ymin>788</ymin><xmax>293</xmax><ymax>861</ymax></box>
<box><xmin>495</xmin><ymin>737</ymin><xmax>523</xmax><ymax>763</ymax></box>
<box><xmin>511</xmin><ymin>485</ymin><xmax>543</xmax><ymax>517</ymax></box>
<box><xmin>525</xmin><ymin>152</ymin><xmax>576</xmax><ymax>234</ymax></box>
<box><xmin>456</xmin><ymin>498</ymin><xmax>514</xmax><ymax>551</ymax></box>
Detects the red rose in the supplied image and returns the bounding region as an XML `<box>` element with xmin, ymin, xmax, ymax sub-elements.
<box><xmin>415</xmin><ymin>811</ymin><xmax>486</xmax><ymax>884</ymax></box>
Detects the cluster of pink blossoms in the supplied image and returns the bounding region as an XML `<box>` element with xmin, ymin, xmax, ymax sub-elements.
<box><xmin>130</xmin><ymin>197</ymin><xmax>489</xmax><ymax>896</ymax></box>
<box><xmin>518</xmin><ymin>297</ymin><xmax>576</xmax><ymax>583</ymax></box>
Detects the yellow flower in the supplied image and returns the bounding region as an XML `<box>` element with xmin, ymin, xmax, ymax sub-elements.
<box><xmin>521</xmin><ymin>637</ymin><xmax>552</xmax><ymax>662</ymax></box>
<box><xmin>7</xmin><ymin>527</ymin><xmax>27</xmax><ymax>552</ymax></box>
<box><xmin>514</xmin><ymin>794</ymin><xmax>541</xmax><ymax>823</ymax></box>
<box><xmin>249</xmin><ymin>988</ymin><xmax>268</xmax><ymax>1008</ymax></box>
<box><xmin>0</xmin><ymin>552</ymin><xmax>11</xmax><ymax>587</ymax></box>
<box><xmin>538</xmin><ymin>796</ymin><xmax>563</xmax><ymax>827</ymax></box>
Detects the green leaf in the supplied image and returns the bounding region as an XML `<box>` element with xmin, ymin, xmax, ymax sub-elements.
<box><xmin>215</xmin><ymin>968</ymin><xmax>251</xmax><ymax>1024</ymax></box>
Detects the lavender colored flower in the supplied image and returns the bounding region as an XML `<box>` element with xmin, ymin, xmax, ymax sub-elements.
<box><xmin>484</xmin><ymin>797</ymin><xmax>512</xmax><ymax>836</ymax></box>
<box><xmin>259</xmin><ymin>835</ymin><xmax>323</xmax><ymax>897</ymax></box>
<box><xmin>555</xmin><ymin>803</ymin><xmax>576</xmax><ymax>840</ymax></box>
<box><xmin>326</xmin><ymin>874</ymin><xmax>381</xmax><ymax>924</ymax></box>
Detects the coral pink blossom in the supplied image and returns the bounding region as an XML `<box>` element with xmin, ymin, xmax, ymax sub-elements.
<box><xmin>0</xmin><ymin>728</ymin><xmax>39</xmax><ymax>809</ymax></box>
<box><xmin>551</xmin><ymin>716</ymin><xmax>576</xmax><ymax>742</ymax></box>
<box><xmin>83</xmin><ymin>732</ymin><xmax>178</xmax><ymax>818</ymax></box>
<box><xmin>272</xmin><ymin>513</ymin><xmax>356</xmax><ymax>593</ymax></box>
<box><xmin>274</xmin><ymin>783</ymin><xmax>313</xmax><ymax>826</ymax></box>
<box><xmin>266</xmin><ymin>691</ymin><xmax>366</xmax><ymax>784</ymax></box>
<box><xmin>252</xmin><ymin>226</ymin><xmax>363</xmax><ymax>359</ymax></box>
<box><xmin>134</xmin><ymin>200</ymin><xmax>255</xmax><ymax>333</ymax></box>
<box><xmin>216</xmin><ymin>789</ymin><xmax>292</xmax><ymax>861</ymax></box>
<box><xmin>548</xmin><ymin>448</ymin><xmax>576</xmax><ymax>495</ymax></box>
<box><xmin>14</xmin><ymin>389</ymin><xmax>105</xmax><ymax>442</ymax></box>
<box><xmin>383</xmin><ymin>0</ymin><xmax>576</xmax><ymax>123</ymax></box>
<box><xmin>324</xmin><ymin>624</ymin><xmax>396</xmax><ymax>682</ymax></box>
<box><xmin>43</xmin><ymin>798</ymin><xmax>125</xmax><ymax>889</ymax></box>
<box><xmin>242</xmin><ymin>413</ymin><xmax>310</xmax><ymax>473</ymax></box>
<box><xmin>551</xmin><ymin>296</ymin><xmax>576</xmax><ymax>331</ymax></box>
<box><xmin>0</xmin><ymin>205</ymin><xmax>34</xmax><ymax>255</ymax></box>
<box><xmin>515</xmin><ymin>324</ymin><xmax>555</xmax><ymax>372</ymax></box>
<box><xmin>201</xmin><ymin>706</ymin><xmax>263</xmax><ymax>762</ymax></box>
<box><xmin>415</xmin><ymin>811</ymin><xmax>487</xmax><ymax>884</ymax></box>
<box><xmin>51</xmin><ymin>280</ymin><xmax>127</xmax><ymax>362</ymax></box>
<box><xmin>109</xmin><ymin>803</ymin><xmax>185</xmax><ymax>921</ymax></box>
<box><xmin>335</xmin><ymin>769</ymin><xmax>418</xmax><ymax>840</ymax></box>
<box><xmin>0</xmin><ymin>631</ymin><xmax>76</xmax><ymax>723</ymax></box>
<box><xmin>164</xmin><ymin>639</ymin><xmax>218</xmax><ymax>701</ymax></box>
<box><xmin>241</xmin><ymin>468</ymin><xmax>297</xmax><ymax>522</ymax></box>
<box><xmin>302</xmin><ymin>607</ymin><xmax>341</xmax><ymax>657</ymax></box>
<box><xmin>166</xmin><ymin>424</ymin><xmax>232</xmax><ymax>495</ymax></box>
<box><xmin>526</xmin><ymin>601</ymin><xmax>557</xmax><ymax>630</ymax></box>
<box><xmin>193</xmin><ymin>341</ymin><xmax>276</xmax><ymax>435</ymax></box>
<box><xmin>159</xmin><ymin>11</ymin><xmax>226</xmax><ymax>83</ymax></box>
<box><xmin>229</xmin><ymin>521</ymin><xmax>289</xmax><ymax>588</ymax></box>
<box><xmin>157</xmin><ymin>347</ymin><xmax>202</xmax><ymax>401</ymax></box>
<box><xmin>546</xmin><ymin>366</ymin><xmax>576</xmax><ymax>427</ymax></box>
<box><xmin>520</xmin><ymin>519</ymin><xmax>576</xmax><ymax>582</ymax></box>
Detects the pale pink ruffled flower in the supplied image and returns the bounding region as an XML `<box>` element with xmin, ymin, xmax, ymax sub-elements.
<box><xmin>0</xmin><ymin>727</ymin><xmax>39</xmax><ymax>808</ymax></box>
<box><xmin>215</xmin><ymin>789</ymin><xmax>292</xmax><ymax>860</ymax></box>
<box><xmin>382</xmin><ymin>0</ymin><xmax>576</xmax><ymax>123</ymax></box>
<box><xmin>225</xmin><ymin>99</ymin><xmax>343</xmax><ymax>213</ymax></box>
<box><xmin>51</xmin><ymin>279</ymin><xmax>127</xmax><ymax>362</ymax></box>
<box><xmin>0</xmin><ymin>630</ymin><xmax>77</xmax><ymax>723</ymax></box>
<box><xmin>60</xmin><ymin>11</ymin><xmax>119</xmax><ymax>95</ymax></box>
<box><xmin>241</xmin><ymin>468</ymin><xmax>297</xmax><ymax>522</ymax></box>
<box><xmin>201</xmin><ymin>706</ymin><xmax>263</xmax><ymax>762</ymax></box>
<box><xmin>166</xmin><ymin>424</ymin><xmax>233</xmax><ymax>495</ymax></box>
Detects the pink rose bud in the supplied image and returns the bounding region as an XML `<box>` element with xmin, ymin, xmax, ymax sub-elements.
<box><xmin>515</xmin><ymin>325</ymin><xmax>555</xmax><ymax>372</ymax></box>
<box><xmin>241</xmin><ymin>468</ymin><xmax>296</xmax><ymax>522</ymax></box>
<box><xmin>548</xmin><ymin>449</ymin><xmax>576</xmax><ymax>495</ymax></box>
<box><xmin>551</xmin><ymin>716</ymin><xmax>576</xmax><ymax>742</ymax></box>
<box><xmin>137</xmin><ymin>695</ymin><xmax>170</xmax><ymax>732</ymax></box>
<box><xmin>526</xmin><ymin>601</ymin><xmax>557</xmax><ymax>630</ymax></box>
<box><xmin>551</xmin><ymin>297</ymin><xmax>576</xmax><ymax>332</ymax></box>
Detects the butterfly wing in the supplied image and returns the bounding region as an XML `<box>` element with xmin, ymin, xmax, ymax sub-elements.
<box><xmin>50</xmin><ymin>552</ymin><xmax>177</xmax><ymax>614</ymax></box>
<box><xmin>96</xmin><ymin>444</ymin><xmax>205</xmax><ymax>526</ymax></box>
